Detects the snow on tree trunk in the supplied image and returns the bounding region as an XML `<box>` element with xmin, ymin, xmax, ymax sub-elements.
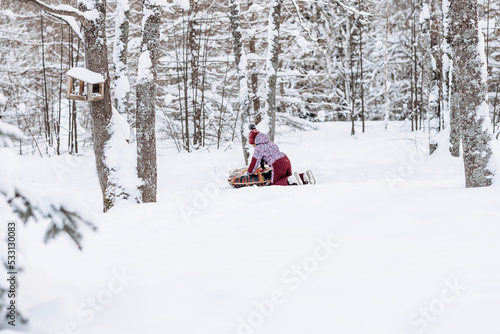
<box><xmin>263</xmin><ymin>0</ymin><xmax>283</xmax><ymax>142</ymax></box>
<box><xmin>449</xmin><ymin>65</ymin><xmax>461</xmax><ymax>157</ymax></box>
<box><xmin>136</xmin><ymin>0</ymin><xmax>160</xmax><ymax>203</ymax></box>
<box><xmin>189</xmin><ymin>0</ymin><xmax>202</xmax><ymax>147</ymax></box>
<box><xmin>445</xmin><ymin>0</ymin><xmax>460</xmax><ymax>157</ymax></box>
<box><xmin>78</xmin><ymin>0</ymin><xmax>135</xmax><ymax>211</ymax></box>
<box><xmin>344</xmin><ymin>15</ymin><xmax>354</xmax><ymax>136</ymax></box>
<box><xmin>112</xmin><ymin>0</ymin><xmax>131</xmax><ymax>119</ymax></box>
<box><xmin>420</xmin><ymin>0</ymin><xmax>439</xmax><ymax>154</ymax></box>
<box><xmin>383</xmin><ymin>0</ymin><xmax>390</xmax><ymax>129</ymax></box>
<box><xmin>449</xmin><ymin>0</ymin><xmax>495</xmax><ymax>188</ymax></box>
<box><xmin>442</xmin><ymin>0</ymin><xmax>452</xmax><ymax>128</ymax></box>
<box><xmin>229</xmin><ymin>0</ymin><xmax>251</xmax><ymax>164</ymax></box>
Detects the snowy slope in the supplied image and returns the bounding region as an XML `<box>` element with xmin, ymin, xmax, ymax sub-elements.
<box><xmin>7</xmin><ymin>121</ymin><xmax>500</xmax><ymax>334</ymax></box>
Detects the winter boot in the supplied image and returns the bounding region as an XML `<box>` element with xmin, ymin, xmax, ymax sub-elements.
<box><xmin>303</xmin><ymin>170</ymin><xmax>316</xmax><ymax>185</ymax></box>
<box><xmin>287</xmin><ymin>172</ymin><xmax>303</xmax><ymax>185</ymax></box>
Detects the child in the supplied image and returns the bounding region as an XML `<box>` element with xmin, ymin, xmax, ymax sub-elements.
<box><xmin>247</xmin><ymin>124</ymin><xmax>315</xmax><ymax>186</ymax></box>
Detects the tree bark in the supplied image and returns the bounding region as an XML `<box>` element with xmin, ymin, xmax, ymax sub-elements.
<box><xmin>113</xmin><ymin>0</ymin><xmax>131</xmax><ymax>119</ymax></box>
<box><xmin>136</xmin><ymin>0</ymin><xmax>160</xmax><ymax>203</ymax></box>
<box><xmin>74</xmin><ymin>0</ymin><xmax>134</xmax><ymax>210</ymax></box>
<box><xmin>359</xmin><ymin>0</ymin><xmax>365</xmax><ymax>133</ymax></box>
<box><xmin>248</xmin><ymin>0</ymin><xmax>260</xmax><ymax>123</ymax></box>
<box><xmin>449</xmin><ymin>0</ymin><xmax>495</xmax><ymax>187</ymax></box>
<box><xmin>384</xmin><ymin>0</ymin><xmax>390</xmax><ymax>129</ymax></box>
<box><xmin>20</xmin><ymin>0</ymin><xmax>136</xmax><ymax>211</ymax></box>
<box><xmin>442</xmin><ymin>0</ymin><xmax>452</xmax><ymax>135</ymax></box>
<box><xmin>229</xmin><ymin>0</ymin><xmax>251</xmax><ymax>164</ymax></box>
<box><xmin>420</xmin><ymin>0</ymin><xmax>439</xmax><ymax>154</ymax></box>
<box><xmin>189</xmin><ymin>0</ymin><xmax>202</xmax><ymax>147</ymax></box>
<box><xmin>449</xmin><ymin>70</ymin><xmax>461</xmax><ymax>157</ymax></box>
<box><xmin>264</xmin><ymin>0</ymin><xmax>283</xmax><ymax>142</ymax></box>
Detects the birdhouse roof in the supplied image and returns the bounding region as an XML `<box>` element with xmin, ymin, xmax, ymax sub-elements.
<box><xmin>67</xmin><ymin>67</ymin><xmax>104</xmax><ymax>84</ymax></box>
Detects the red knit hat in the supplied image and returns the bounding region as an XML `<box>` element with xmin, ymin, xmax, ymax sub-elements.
<box><xmin>248</xmin><ymin>129</ymin><xmax>259</xmax><ymax>145</ymax></box>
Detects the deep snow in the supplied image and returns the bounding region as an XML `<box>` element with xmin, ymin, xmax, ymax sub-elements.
<box><xmin>5</xmin><ymin>121</ymin><xmax>500</xmax><ymax>334</ymax></box>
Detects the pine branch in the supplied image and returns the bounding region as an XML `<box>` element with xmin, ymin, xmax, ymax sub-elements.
<box><xmin>8</xmin><ymin>189</ymin><xmax>97</xmax><ymax>250</ymax></box>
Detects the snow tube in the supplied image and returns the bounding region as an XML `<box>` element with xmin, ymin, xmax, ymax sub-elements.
<box><xmin>227</xmin><ymin>167</ymin><xmax>272</xmax><ymax>188</ymax></box>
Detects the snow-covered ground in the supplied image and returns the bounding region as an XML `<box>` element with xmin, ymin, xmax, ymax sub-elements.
<box><xmin>8</xmin><ymin>121</ymin><xmax>500</xmax><ymax>334</ymax></box>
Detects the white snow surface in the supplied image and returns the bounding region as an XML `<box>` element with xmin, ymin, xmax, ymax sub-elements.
<box><xmin>67</xmin><ymin>67</ymin><xmax>104</xmax><ymax>84</ymax></box>
<box><xmin>4</xmin><ymin>121</ymin><xmax>500</xmax><ymax>334</ymax></box>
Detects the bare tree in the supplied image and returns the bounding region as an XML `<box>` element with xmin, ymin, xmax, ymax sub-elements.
<box><xmin>229</xmin><ymin>0</ymin><xmax>251</xmax><ymax>164</ymax></box>
<box><xmin>113</xmin><ymin>0</ymin><xmax>131</xmax><ymax>118</ymax></box>
<box><xmin>248</xmin><ymin>1</ymin><xmax>261</xmax><ymax>122</ymax></box>
<box><xmin>188</xmin><ymin>0</ymin><xmax>202</xmax><ymax>147</ymax></box>
<box><xmin>136</xmin><ymin>0</ymin><xmax>161</xmax><ymax>203</ymax></box>
<box><xmin>263</xmin><ymin>0</ymin><xmax>283</xmax><ymax>141</ymax></box>
<box><xmin>359</xmin><ymin>0</ymin><xmax>366</xmax><ymax>133</ymax></box>
<box><xmin>441</xmin><ymin>0</ymin><xmax>452</xmax><ymax>132</ymax></box>
<box><xmin>383</xmin><ymin>0</ymin><xmax>390</xmax><ymax>129</ymax></box>
<box><xmin>449</xmin><ymin>72</ymin><xmax>461</xmax><ymax>157</ymax></box>
<box><xmin>449</xmin><ymin>0</ymin><xmax>495</xmax><ymax>187</ymax></box>
<box><xmin>420</xmin><ymin>0</ymin><xmax>439</xmax><ymax>154</ymax></box>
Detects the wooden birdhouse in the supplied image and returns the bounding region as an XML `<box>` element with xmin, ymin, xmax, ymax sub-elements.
<box><xmin>66</xmin><ymin>67</ymin><xmax>105</xmax><ymax>102</ymax></box>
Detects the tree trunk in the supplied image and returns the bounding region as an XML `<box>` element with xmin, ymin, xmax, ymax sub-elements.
<box><xmin>40</xmin><ymin>15</ymin><xmax>51</xmax><ymax>148</ymax></box>
<box><xmin>345</xmin><ymin>15</ymin><xmax>355</xmax><ymax>136</ymax></box>
<box><xmin>189</xmin><ymin>0</ymin><xmax>202</xmax><ymax>147</ymax></box>
<box><xmin>359</xmin><ymin>0</ymin><xmax>365</xmax><ymax>133</ymax></box>
<box><xmin>248</xmin><ymin>0</ymin><xmax>260</xmax><ymax>123</ymax></box>
<box><xmin>136</xmin><ymin>0</ymin><xmax>160</xmax><ymax>203</ymax></box>
<box><xmin>113</xmin><ymin>0</ymin><xmax>131</xmax><ymax>119</ymax></box>
<box><xmin>412</xmin><ymin>3</ymin><xmax>419</xmax><ymax>131</ymax></box>
<box><xmin>449</xmin><ymin>70</ymin><xmax>461</xmax><ymax>157</ymax></box>
<box><xmin>384</xmin><ymin>0</ymin><xmax>390</xmax><ymax>129</ymax></box>
<box><xmin>264</xmin><ymin>0</ymin><xmax>283</xmax><ymax>142</ymax></box>
<box><xmin>78</xmin><ymin>0</ymin><xmax>133</xmax><ymax>210</ymax></box>
<box><xmin>442</xmin><ymin>0</ymin><xmax>452</xmax><ymax>132</ymax></box>
<box><xmin>420</xmin><ymin>0</ymin><xmax>438</xmax><ymax>154</ymax></box>
<box><xmin>229</xmin><ymin>0</ymin><xmax>251</xmax><ymax>164</ymax></box>
<box><xmin>249</xmin><ymin>35</ymin><xmax>260</xmax><ymax>122</ymax></box>
<box><xmin>449</xmin><ymin>0</ymin><xmax>495</xmax><ymax>188</ymax></box>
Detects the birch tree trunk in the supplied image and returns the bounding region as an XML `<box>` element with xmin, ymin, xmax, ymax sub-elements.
<box><xmin>449</xmin><ymin>0</ymin><xmax>495</xmax><ymax>187</ymax></box>
<box><xmin>264</xmin><ymin>0</ymin><xmax>283</xmax><ymax>142</ymax></box>
<box><xmin>136</xmin><ymin>0</ymin><xmax>160</xmax><ymax>203</ymax></box>
<box><xmin>420</xmin><ymin>0</ymin><xmax>439</xmax><ymax>154</ymax></box>
<box><xmin>113</xmin><ymin>0</ymin><xmax>131</xmax><ymax>119</ymax></box>
<box><xmin>248</xmin><ymin>0</ymin><xmax>261</xmax><ymax>122</ymax></box>
<box><xmin>359</xmin><ymin>0</ymin><xmax>366</xmax><ymax>133</ymax></box>
<box><xmin>189</xmin><ymin>0</ymin><xmax>202</xmax><ymax>147</ymax></box>
<box><xmin>229</xmin><ymin>0</ymin><xmax>251</xmax><ymax>164</ymax></box>
<box><xmin>442</xmin><ymin>0</ymin><xmax>452</xmax><ymax>131</ymax></box>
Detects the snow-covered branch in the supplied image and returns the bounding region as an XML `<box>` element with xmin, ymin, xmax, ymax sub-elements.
<box><xmin>46</xmin><ymin>12</ymin><xmax>84</xmax><ymax>41</ymax></box>
<box><xmin>18</xmin><ymin>0</ymin><xmax>88</xmax><ymax>25</ymax></box>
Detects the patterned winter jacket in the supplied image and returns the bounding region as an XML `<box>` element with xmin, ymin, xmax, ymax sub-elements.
<box><xmin>248</xmin><ymin>133</ymin><xmax>286</xmax><ymax>179</ymax></box>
